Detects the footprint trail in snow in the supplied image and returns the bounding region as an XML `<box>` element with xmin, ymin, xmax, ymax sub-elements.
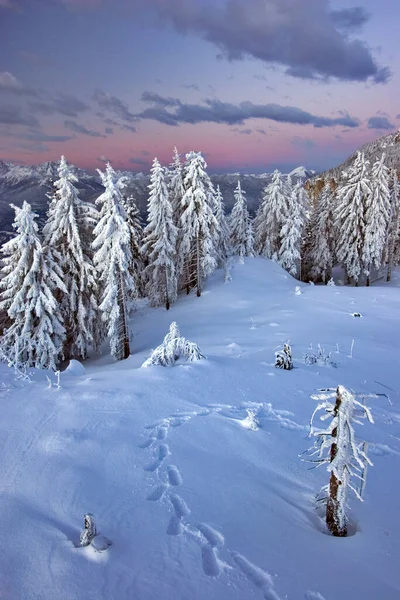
<box><xmin>139</xmin><ymin>406</ymin><xmax>283</xmax><ymax>599</ymax></box>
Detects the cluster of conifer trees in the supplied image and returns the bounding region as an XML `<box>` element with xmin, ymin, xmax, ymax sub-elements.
<box><xmin>0</xmin><ymin>148</ymin><xmax>399</xmax><ymax>369</ymax></box>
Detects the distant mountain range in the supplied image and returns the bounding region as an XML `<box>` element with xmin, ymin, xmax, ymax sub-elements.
<box><xmin>0</xmin><ymin>160</ymin><xmax>315</xmax><ymax>244</ymax></box>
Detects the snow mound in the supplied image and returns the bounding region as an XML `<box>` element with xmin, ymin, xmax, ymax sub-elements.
<box><xmin>65</xmin><ymin>359</ymin><xmax>86</xmax><ymax>376</ymax></box>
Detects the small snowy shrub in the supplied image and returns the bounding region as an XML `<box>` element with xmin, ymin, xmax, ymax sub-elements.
<box><xmin>142</xmin><ymin>322</ymin><xmax>206</xmax><ymax>367</ymax></box>
<box><xmin>327</xmin><ymin>278</ymin><xmax>336</xmax><ymax>286</ymax></box>
<box><xmin>294</xmin><ymin>286</ymin><xmax>302</xmax><ymax>295</ymax></box>
<box><xmin>80</xmin><ymin>513</ymin><xmax>97</xmax><ymax>547</ymax></box>
<box><xmin>303</xmin><ymin>344</ymin><xmax>338</xmax><ymax>368</ymax></box>
<box><xmin>305</xmin><ymin>385</ymin><xmax>373</xmax><ymax>537</ymax></box>
<box><xmin>241</xmin><ymin>409</ymin><xmax>260</xmax><ymax>430</ymax></box>
<box><xmin>275</xmin><ymin>343</ymin><xmax>293</xmax><ymax>370</ymax></box>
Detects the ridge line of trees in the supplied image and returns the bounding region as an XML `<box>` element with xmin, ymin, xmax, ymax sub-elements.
<box><xmin>1</xmin><ymin>149</ymin><xmax>399</xmax><ymax>369</ymax></box>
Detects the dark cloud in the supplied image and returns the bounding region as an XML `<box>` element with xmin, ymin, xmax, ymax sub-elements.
<box><xmin>256</xmin><ymin>128</ymin><xmax>267</xmax><ymax>135</ymax></box>
<box><xmin>64</xmin><ymin>120</ymin><xmax>105</xmax><ymax>137</ymax></box>
<box><xmin>139</xmin><ymin>92</ymin><xmax>360</xmax><ymax>129</ymax></box>
<box><xmin>6</xmin><ymin>130</ymin><xmax>73</xmax><ymax>142</ymax></box>
<box><xmin>231</xmin><ymin>127</ymin><xmax>252</xmax><ymax>135</ymax></box>
<box><xmin>30</xmin><ymin>94</ymin><xmax>89</xmax><ymax>117</ymax></box>
<box><xmin>121</xmin><ymin>124</ymin><xmax>137</xmax><ymax>132</ymax></box>
<box><xmin>93</xmin><ymin>89</ymin><xmax>137</xmax><ymax>122</ymax></box>
<box><xmin>183</xmin><ymin>83</ymin><xmax>200</xmax><ymax>91</ymax></box>
<box><xmin>133</xmin><ymin>0</ymin><xmax>390</xmax><ymax>83</ymax></box>
<box><xmin>141</xmin><ymin>90</ymin><xmax>180</xmax><ymax>107</ymax></box>
<box><xmin>105</xmin><ymin>126</ymin><xmax>113</xmax><ymax>134</ymax></box>
<box><xmin>329</xmin><ymin>7</ymin><xmax>370</xmax><ymax>32</ymax></box>
<box><xmin>367</xmin><ymin>116</ymin><xmax>394</xmax><ymax>130</ymax></box>
<box><xmin>0</xmin><ymin>71</ymin><xmax>37</xmax><ymax>96</ymax></box>
<box><xmin>0</xmin><ymin>104</ymin><xmax>39</xmax><ymax>127</ymax></box>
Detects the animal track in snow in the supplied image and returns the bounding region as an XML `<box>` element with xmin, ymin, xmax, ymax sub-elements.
<box><xmin>138</xmin><ymin>437</ymin><xmax>155</xmax><ymax>449</ymax></box>
<box><xmin>139</xmin><ymin>406</ymin><xmax>283</xmax><ymax>597</ymax></box>
<box><xmin>147</xmin><ymin>484</ymin><xmax>168</xmax><ymax>501</ymax></box>
<box><xmin>170</xmin><ymin>494</ymin><xmax>190</xmax><ymax>518</ymax></box>
<box><xmin>167</xmin><ymin>465</ymin><xmax>182</xmax><ymax>486</ymax></box>
<box><xmin>156</xmin><ymin>426</ymin><xmax>168</xmax><ymax>440</ymax></box>
<box><xmin>158</xmin><ymin>444</ymin><xmax>170</xmax><ymax>460</ymax></box>
<box><xmin>201</xmin><ymin>545</ymin><xmax>221</xmax><ymax>577</ymax></box>
<box><xmin>232</xmin><ymin>552</ymin><xmax>281</xmax><ymax>600</ymax></box>
<box><xmin>167</xmin><ymin>515</ymin><xmax>183</xmax><ymax>536</ymax></box>
<box><xmin>170</xmin><ymin>417</ymin><xmax>191</xmax><ymax>427</ymax></box>
<box><xmin>196</xmin><ymin>523</ymin><xmax>224</xmax><ymax>547</ymax></box>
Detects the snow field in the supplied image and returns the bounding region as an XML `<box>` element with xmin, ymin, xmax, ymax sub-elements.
<box><xmin>0</xmin><ymin>258</ymin><xmax>399</xmax><ymax>600</ymax></box>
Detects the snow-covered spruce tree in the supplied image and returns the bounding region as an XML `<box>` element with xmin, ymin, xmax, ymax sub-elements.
<box><xmin>385</xmin><ymin>169</ymin><xmax>400</xmax><ymax>282</ymax></box>
<box><xmin>230</xmin><ymin>180</ymin><xmax>254</xmax><ymax>263</ymax></box>
<box><xmin>255</xmin><ymin>170</ymin><xmax>289</xmax><ymax>259</ymax></box>
<box><xmin>141</xmin><ymin>158</ymin><xmax>178</xmax><ymax>310</ymax></box>
<box><xmin>42</xmin><ymin>155</ymin><xmax>100</xmax><ymax>360</ymax></box>
<box><xmin>277</xmin><ymin>186</ymin><xmax>304</xmax><ymax>277</ymax></box>
<box><xmin>0</xmin><ymin>202</ymin><xmax>66</xmax><ymax>370</ymax></box>
<box><xmin>335</xmin><ymin>152</ymin><xmax>372</xmax><ymax>285</ymax></box>
<box><xmin>121</xmin><ymin>193</ymin><xmax>144</xmax><ymax>298</ymax></box>
<box><xmin>307</xmin><ymin>182</ymin><xmax>335</xmax><ymax>283</ymax></box>
<box><xmin>307</xmin><ymin>385</ymin><xmax>373</xmax><ymax>537</ymax></box>
<box><xmin>362</xmin><ymin>154</ymin><xmax>390</xmax><ymax>286</ymax></box>
<box><xmin>214</xmin><ymin>184</ymin><xmax>231</xmax><ymax>267</ymax></box>
<box><xmin>93</xmin><ymin>163</ymin><xmax>134</xmax><ymax>360</ymax></box>
<box><xmin>179</xmin><ymin>151</ymin><xmax>219</xmax><ymax>297</ymax></box>
<box><xmin>169</xmin><ymin>147</ymin><xmax>185</xmax><ymax>226</ymax></box>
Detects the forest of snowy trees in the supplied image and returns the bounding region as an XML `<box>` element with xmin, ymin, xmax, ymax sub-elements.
<box><xmin>0</xmin><ymin>148</ymin><xmax>399</xmax><ymax>369</ymax></box>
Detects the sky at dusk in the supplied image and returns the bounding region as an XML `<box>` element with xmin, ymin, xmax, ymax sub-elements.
<box><xmin>0</xmin><ymin>0</ymin><xmax>399</xmax><ymax>174</ymax></box>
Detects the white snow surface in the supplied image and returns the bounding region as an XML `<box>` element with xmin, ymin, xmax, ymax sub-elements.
<box><xmin>0</xmin><ymin>258</ymin><xmax>399</xmax><ymax>600</ymax></box>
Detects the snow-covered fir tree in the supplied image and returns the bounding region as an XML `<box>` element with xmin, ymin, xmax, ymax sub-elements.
<box><xmin>93</xmin><ymin>163</ymin><xmax>134</xmax><ymax>360</ymax></box>
<box><xmin>307</xmin><ymin>182</ymin><xmax>335</xmax><ymax>283</ymax></box>
<box><xmin>120</xmin><ymin>193</ymin><xmax>144</xmax><ymax>298</ymax></box>
<box><xmin>169</xmin><ymin>147</ymin><xmax>185</xmax><ymax>226</ymax></box>
<box><xmin>179</xmin><ymin>151</ymin><xmax>219</xmax><ymax>296</ymax></box>
<box><xmin>278</xmin><ymin>186</ymin><xmax>304</xmax><ymax>277</ymax></box>
<box><xmin>255</xmin><ymin>170</ymin><xmax>288</xmax><ymax>259</ymax></box>
<box><xmin>335</xmin><ymin>152</ymin><xmax>372</xmax><ymax>285</ymax></box>
<box><xmin>230</xmin><ymin>180</ymin><xmax>254</xmax><ymax>263</ymax></box>
<box><xmin>141</xmin><ymin>158</ymin><xmax>178</xmax><ymax>310</ymax></box>
<box><xmin>307</xmin><ymin>385</ymin><xmax>373</xmax><ymax>537</ymax></box>
<box><xmin>0</xmin><ymin>202</ymin><xmax>65</xmax><ymax>370</ymax></box>
<box><xmin>42</xmin><ymin>156</ymin><xmax>100</xmax><ymax>360</ymax></box>
<box><xmin>213</xmin><ymin>185</ymin><xmax>231</xmax><ymax>267</ymax></box>
<box><xmin>362</xmin><ymin>154</ymin><xmax>390</xmax><ymax>285</ymax></box>
<box><xmin>385</xmin><ymin>169</ymin><xmax>400</xmax><ymax>282</ymax></box>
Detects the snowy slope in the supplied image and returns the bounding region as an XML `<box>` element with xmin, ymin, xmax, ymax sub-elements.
<box><xmin>0</xmin><ymin>258</ymin><xmax>399</xmax><ymax>600</ymax></box>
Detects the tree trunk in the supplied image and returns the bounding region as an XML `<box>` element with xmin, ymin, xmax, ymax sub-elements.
<box><xmin>326</xmin><ymin>387</ymin><xmax>347</xmax><ymax>537</ymax></box>
<box><xmin>196</xmin><ymin>235</ymin><xmax>201</xmax><ymax>297</ymax></box>
<box><xmin>387</xmin><ymin>263</ymin><xmax>392</xmax><ymax>282</ymax></box>
<box><xmin>366</xmin><ymin>275</ymin><xmax>370</xmax><ymax>287</ymax></box>
<box><xmin>118</xmin><ymin>270</ymin><xmax>130</xmax><ymax>360</ymax></box>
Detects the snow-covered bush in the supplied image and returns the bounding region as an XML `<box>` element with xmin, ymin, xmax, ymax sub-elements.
<box><xmin>142</xmin><ymin>322</ymin><xmax>206</xmax><ymax>367</ymax></box>
<box><xmin>306</xmin><ymin>385</ymin><xmax>374</xmax><ymax>537</ymax></box>
<box><xmin>275</xmin><ymin>343</ymin><xmax>293</xmax><ymax>370</ymax></box>
<box><xmin>303</xmin><ymin>344</ymin><xmax>338</xmax><ymax>368</ymax></box>
<box><xmin>326</xmin><ymin>278</ymin><xmax>335</xmax><ymax>287</ymax></box>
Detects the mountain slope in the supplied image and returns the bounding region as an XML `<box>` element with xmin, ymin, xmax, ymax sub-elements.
<box><xmin>315</xmin><ymin>131</ymin><xmax>400</xmax><ymax>182</ymax></box>
<box><xmin>0</xmin><ymin>258</ymin><xmax>399</xmax><ymax>600</ymax></box>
